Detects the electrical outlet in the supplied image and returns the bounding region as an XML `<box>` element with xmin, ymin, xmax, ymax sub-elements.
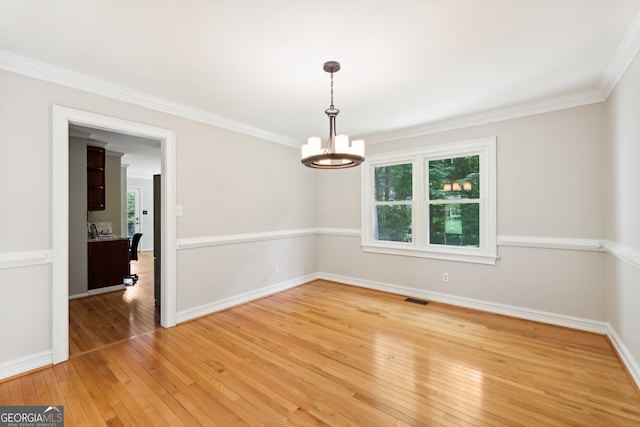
<box><xmin>442</xmin><ymin>273</ymin><xmax>449</xmax><ymax>282</ymax></box>
<box><xmin>274</xmin><ymin>265</ymin><xmax>279</xmax><ymax>274</ymax></box>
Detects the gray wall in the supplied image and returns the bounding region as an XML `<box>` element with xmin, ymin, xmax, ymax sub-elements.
<box><xmin>1</xmin><ymin>52</ymin><xmax>639</xmax><ymax>383</ymax></box>
<box><xmin>0</xmin><ymin>69</ymin><xmax>317</xmax><ymax>370</ymax></box>
<box><xmin>68</xmin><ymin>137</ymin><xmax>88</xmax><ymax>297</ymax></box>
<box><xmin>317</xmin><ymin>104</ymin><xmax>607</xmax><ymax>320</ymax></box>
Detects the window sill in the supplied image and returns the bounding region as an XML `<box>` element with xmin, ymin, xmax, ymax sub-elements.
<box><xmin>361</xmin><ymin>243</ymin><xmax>499</xmax><ymax>265</ymax></box>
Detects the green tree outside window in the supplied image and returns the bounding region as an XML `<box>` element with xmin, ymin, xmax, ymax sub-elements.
<box><xmin>374</xmin><ymin>164</ymin><xmax>413</xmax><ymax>243</ymax></box>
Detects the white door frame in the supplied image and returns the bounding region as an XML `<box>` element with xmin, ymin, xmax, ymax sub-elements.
<box><xmin>52</xmin><ymin>105</ymin><xmax>177</xmax><ymax>364</ymax></box>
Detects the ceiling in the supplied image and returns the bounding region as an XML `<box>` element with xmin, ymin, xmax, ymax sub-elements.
<box><xmin>2</xmin><ymin>1</ymin><xmax>640</xmax><ymax>148</ymax></box>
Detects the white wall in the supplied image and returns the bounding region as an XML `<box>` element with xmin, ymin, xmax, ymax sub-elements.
<box><xmin>0</xmin><ymin>69</ymin><xmax>317</xmax><ymax>378</ymax></box>
<box><xmin>127</xmin><ymin>177</ymin><xmax>154</xmax><ymax>252</ymax></box>
<box><xmin>603</xmin><ymin>50</ymin><xmax>640</xmax><ymax>379</ymax></box>
<box><xmin>318</xmin><ymin>104</ymin><xmax>607</xmax><ymax>322</ymax></box>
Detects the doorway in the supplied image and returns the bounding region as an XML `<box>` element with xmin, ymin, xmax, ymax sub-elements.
<box><xmin>52</xmin><ymin>105</ymin><xmax>177</xmax><ymax>364</ymax></box>
<box><xmin>127</xmin><ymin>186</ymin><xmax>142</xmax><ymax>238</ymax></box>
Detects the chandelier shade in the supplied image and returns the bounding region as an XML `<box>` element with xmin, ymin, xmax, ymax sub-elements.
<box><xmin>301</xmin><ymin>61</ymin><xmax>365</xmax><ymax>169</ymax></box>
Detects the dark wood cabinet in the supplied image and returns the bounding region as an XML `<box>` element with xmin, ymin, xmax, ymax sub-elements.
<box><xmin>88</xmin><ymin>239</ymin><xmax>129</xmax><ymax>290</ymax></box>
<box><xmin>87</xmin><ymin>145</ymin><xmax>106</xmax><ymax>211</ymax></box>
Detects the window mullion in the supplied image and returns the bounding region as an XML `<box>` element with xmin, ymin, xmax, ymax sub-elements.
<box><xmin>413</xmin><ymin>156</ymin><xmax>423</xmax><ymax>249</ymax></box>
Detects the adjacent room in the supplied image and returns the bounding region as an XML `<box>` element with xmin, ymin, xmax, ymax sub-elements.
<box><xmin>67</xmin><ymin>125</ymin><xmax>162</xmax><ymax>356</ymax></box>
<box><xmin>1</xmin><ymin>1</ymin><xmax>639</xmax><ymax>425</ymax></box>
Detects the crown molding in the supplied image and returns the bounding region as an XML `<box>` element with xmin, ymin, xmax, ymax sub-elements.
<box><xmin>68</xmin><ymin>127</ymin><xmax>92</xmax><ymax>139</ymax></box>
<box><xmin>364</xmin><ymin>90</ymin><xmax>605</xmax><ymax>144</ymax></box>
<box><xmin>3</xmin><ymin>5</ymin><xmax>640</xmax><ymax>150</ymax></box>
<box><xmin>598</xmin><ymin>9</ymin><xmax>640</xmax><ymax>99</ymax></box>
<box><xmin>0</xmin><ymin>50</ymin><xmax>299</xmax><ymax>148</ymax></box>
<box><xmin>106</xmin><ymin>150</ymin><xmax>125</xmax><ymax>158</ymax></box>
<box><xmin>364</xmin><ymin>10</ymin><xmax>640</xmax><ymax>145</ymax></box>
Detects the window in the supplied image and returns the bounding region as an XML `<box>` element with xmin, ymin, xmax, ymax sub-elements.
<box><xmin>361</xmin><ymin>137</ymin><xmax>497</xmax><ymax>264</ymax></box>
<box><xmin>373</xmin><ymin>163</ymin><xmax>413</xmax><ymax>243</ymax></box>
<box><xmin>428</xmin><ymin>155</ymin><xmax>480</xmax><ymax>248</ymax></box>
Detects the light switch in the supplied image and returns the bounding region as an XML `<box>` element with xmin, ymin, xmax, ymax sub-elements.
<box><xmin>176</xmin><ymin>205</ymin><xmax>183</xmax><ymax>216</ymax></box>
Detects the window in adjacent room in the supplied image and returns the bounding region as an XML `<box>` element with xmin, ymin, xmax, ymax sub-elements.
<box><xmin>361</xmin><ymin>137</ymin><xmax>497</xmax><ymax>265</ymax></box>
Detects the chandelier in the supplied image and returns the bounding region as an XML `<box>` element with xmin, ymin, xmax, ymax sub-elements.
<box><xmin>443</xmin><ymin>182</ymin><xmax>472</xmax><ymax>192</ymax></box>
<box><xmin>301</xmin><ymin>61</ymin><xmax>365</xmax><ymax>169</ymax></box>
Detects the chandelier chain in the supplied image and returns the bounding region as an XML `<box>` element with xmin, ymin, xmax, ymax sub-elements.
<box><xmin>330</xmin><ymin>71</ymin><xmax>334</xmax><ymax>108</ymax></box>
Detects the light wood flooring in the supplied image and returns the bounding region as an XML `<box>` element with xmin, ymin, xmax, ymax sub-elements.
<box><xmin>2</xmin><ymin>280</ymin><xmax>640</xmax><ymax>425</ymax></box>
<box><xmin>69</xmin><ymin>251</ymin><xmax>159</xmax><ymax>356</ymax></box>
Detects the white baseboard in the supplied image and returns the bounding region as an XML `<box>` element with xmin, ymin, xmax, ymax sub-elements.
<box><xmin>319</xmin><ymin>273</ymin><xmax>640</xmax><ymax>389</ymax></box>
<box><xmin>88</xmin><ymin>284</ymin><xmax>126</xmax><ymax>295</ymax></box>
<box><xmin>319</xmin><ymin>272</ymin><xmax>609</xmax><ymax>334</ymax></box>
<box><xmin>4</xmin><ymin>271</ymin><xmax>638</xmax><ymax>391</ymax></box>
<box><xmin>68</xmin><ymin>285</ymin><xmax>126</xmax><ymax>300</ymax></box>
<box><xmin>176</xmin><ymin>273</ymin><xmax>320</xmax><ymax>323</ymax></box>
<box><xmin>607</xmin><ymin>325</ymin><xmax>640</xmax><ymax>388</ymax></box>
<box><xmin>0</xmin><ymin>351</ymin><xmax>52</xmax><ymax>381</ymax></box>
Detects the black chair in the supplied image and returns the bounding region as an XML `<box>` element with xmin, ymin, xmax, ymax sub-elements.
<box><xmin>126</xmin><ymin>233</ymin><xmax>143</xmax><ymax>284</ymax></box>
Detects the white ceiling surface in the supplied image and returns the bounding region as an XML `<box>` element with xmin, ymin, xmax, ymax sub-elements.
<box><xmin>2</xmin><ymin>1</ymin><xmax>640</xmax><ymax>147</ymax></box>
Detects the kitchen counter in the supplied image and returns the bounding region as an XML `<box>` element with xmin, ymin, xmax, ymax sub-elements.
<box><xmin>88</xmin><ymin>235</ymin><xmax>129</xmax><ymax>242</ymax></box>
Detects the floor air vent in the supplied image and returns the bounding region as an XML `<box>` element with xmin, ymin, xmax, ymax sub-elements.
<box><xmin>405</xmin><ymin>297</ymin><xmax>429</xmax><ymax>305</ymax></box>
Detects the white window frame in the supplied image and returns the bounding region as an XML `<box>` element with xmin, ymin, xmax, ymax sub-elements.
<box><xmin>361</xmin><ymin>136</ymin><xmax>497</xmax><ymax>265</ymax></box>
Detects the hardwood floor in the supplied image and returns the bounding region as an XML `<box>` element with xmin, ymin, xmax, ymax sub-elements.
<box><xmin>69</xmin><ymin>251</ymin><xmax>159</xmax><ymax>356</ymax></box>
<box><xmin>3</xmin><ymin>280</ymin><xmax>640</xmax><ymax>425</ymax></box>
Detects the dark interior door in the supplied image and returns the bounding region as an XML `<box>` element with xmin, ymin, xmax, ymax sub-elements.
<box><xmin>153</xmin><ymin>174</ymin><xmax>161</xmax><ymax>308</ymax></box>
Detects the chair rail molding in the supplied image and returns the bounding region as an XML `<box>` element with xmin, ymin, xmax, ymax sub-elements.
<box><xmin>601</xmin><ymin>240</ymin><xmax>640</xmax><ymax>270</ymax></box>
<box><xmin>497</xmin><ymin>235</ymin><xmax>603</xmax><ymax>251</ymax></box>
<box><xmin>177</xmin><ymin>230</ymin><xmax>612</xmax><ymax>252</ymax></box>
<box><xmin>0</xmin><ymin>250</ymin><xmax>52</xmax><ymax>270</ymax></box>
<box><xmin>176</xmin><ymin>228</ymin><xmax>318</xmax><ymax>250</ymax></box>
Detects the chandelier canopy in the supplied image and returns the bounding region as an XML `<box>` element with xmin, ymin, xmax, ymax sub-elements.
<box><xmin>301</xmin><ymin>61</ymin><xmax>365</xmax><ymax>169</ymax></box>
